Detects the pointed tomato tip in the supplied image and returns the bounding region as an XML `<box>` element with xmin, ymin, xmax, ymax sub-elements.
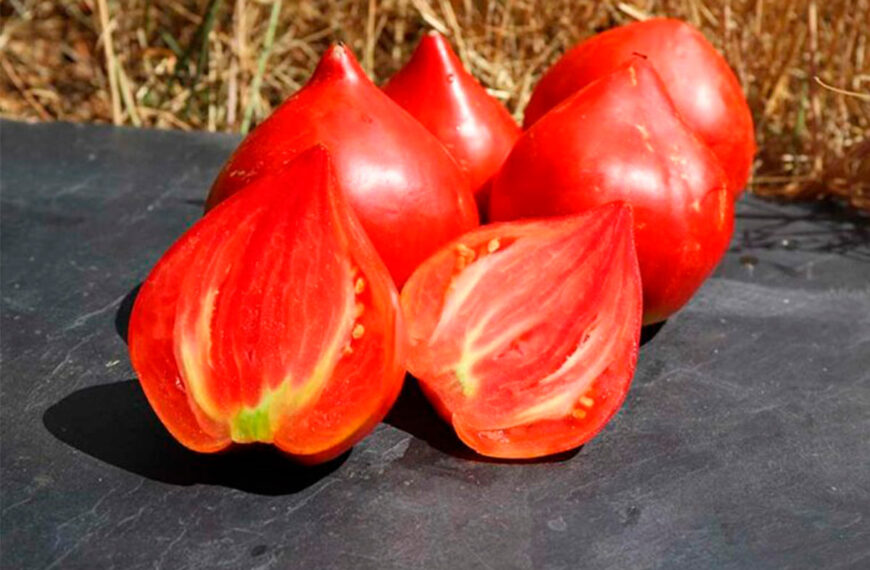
<box><xmin>415</xmin><ymin>30</ymin><xmax>459</xmax><ymax>68</ymax></box>
<box><xmin>594</xmin><ymin>200</ymin><xmax>632</xmax><ymax>219</ymax></box>
<box><xmin>622</xmin><ymin>56</ymin><xmax>656</xmax><ymax>80</ymax></box>
<box><xmin>288</xmin><ymin>144</ymin><xmax>335</xmax><ymax>184</ymax></box>
<box><xmin>221</xmin><ymin>143</ymin><xmax>340</xmax><ymax>221</ymax></box>
<box><xmin>417</xmin><ymin>30</ymin><xmax>453</xmax><ymax>55</ymax></box>
<box><xmin>294</xmin><ymin>143</ymin><xmax>332</xmax><ymax>165</ymax></box>
<box><xmin>315</xmin><ymin>43</ymin><xmax>366</xmax><ymax>82</ymax></box>
<box><xmin>612</xmin><ymin>203</ymin><xmax>636</xmax><ymax>245</ymax></box>
<box><xmin>598</xmin><ymin>202</ymin><xmax>635</xmax><ymax>241</ymax></box>
<box><xmin>610</xmin><ymin>201</ymin><xmax>635</xmax><ymax>225</ymax></box>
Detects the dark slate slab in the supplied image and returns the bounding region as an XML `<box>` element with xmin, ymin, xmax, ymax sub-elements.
<box><xmin>2</xmin><ymin>119</ymin><xmax>869</xmax><ymax>570</ymax></box>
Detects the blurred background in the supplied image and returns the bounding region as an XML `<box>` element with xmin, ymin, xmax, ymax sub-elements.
<box><xmin>1</xmin><ymin>0</ymin><xmax>868</xmax><ymax>208</ymax></box>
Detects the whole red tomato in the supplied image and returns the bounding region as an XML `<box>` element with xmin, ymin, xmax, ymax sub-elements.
<box><xmin>207</xmin><ymin>44</ymin><xmax>478</xmax><ymax>286</ymax></box>
<box><xmin>402</xmin><ymin>203</ymin><xmax>642</xmax><ymax>459</ymax></box>
<box><xmin>130</xmin><ymin>147</ymin><xmax>405</xmax><ymax>464</ymax></box>
<box><xmin>383</xmin><ymin>32</ymin><xmax>521</xmax><ymax>214</ymax></box>
<box><xmin>523</xmin><ymin>18</ymin><xmax>755</xmax><ymax>196</ymax></box>
<box><xmin>491</xmin><ymin>59</ymin><xmax>734</xmax><ymax>324</ymax></box>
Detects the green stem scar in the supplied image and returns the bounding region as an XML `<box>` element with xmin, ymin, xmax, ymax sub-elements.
<box><xmin>454</xmin><ymin>358</ymin><xmax>476</xmax><ymax>397</ymax></box>
<box><xmin>231</xmin><ymin>404</ymin><xmax>272</xmax><ymax>443</ymax></box>
<box><xmin>227</xmin><ymin>380</ymin><xmax>292</xmax><ymax>444</ymax></box>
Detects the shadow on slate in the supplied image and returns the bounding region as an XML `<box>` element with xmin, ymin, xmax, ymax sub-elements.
<box><xmin>385</xmin><ymin>377</ymin><xmax>580</xmax><ymax>464</ymax></box>
<box><xmin>42</xmin><ymin>380</ymin><xmax>347</xmax><ymax>496</ymax></box>
<box><xmin>114</xmin><ymin>283</ymin><xmax>141</xmax><ymax>344</ymax></box>
<box><xmin>640</xmin><ymin>320</ymin><xmax>666</xmax><ymax>346</ymax></box>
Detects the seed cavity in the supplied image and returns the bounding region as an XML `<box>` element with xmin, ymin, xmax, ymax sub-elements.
<box><xmin>455</xmin><ymin>243</ymin><xmax>477</xmax><ymax>271</ymax></box>
<box><xmin>457</xmin><ymin>244</ymin><xmax>476</xmax><ymax>260</ymax></box>
<box><xmin>635</xmin><ymin>124</ymin><xmax>654</xmax><ymax>153</ymax></box>
<box><xmin>635</xmin><ymin>124</ymin><xmax>651</xmax><ymax>141</ymax></box>
<box><xmin>572</xmin><ymin>395</ymin><xmax>595</xmax><ymax>419</ymax></box>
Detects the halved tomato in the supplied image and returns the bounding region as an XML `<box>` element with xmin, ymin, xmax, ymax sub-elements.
<box><xmin>128</xmin><ymin>146</ymin><xmax>404</xmax><ymax>464</ymax></box>
<box><xmin>401</xmin><ymin>203</ymin><xmax>642</xmax><ymax>459</ymax></box>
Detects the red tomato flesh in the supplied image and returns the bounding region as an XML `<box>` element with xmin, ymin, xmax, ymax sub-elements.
<box><xmin>523</xmin><ymin>18</ymin><xmax>755</xmax><ymax>196</ymax></box>
<box><xmin>206</xmin><ymin>43</ymin><xmax>478</xmax><ymax>287</ymax></box>
<box><xmin>129</xmin><ymin>147</ymin><xmax>404</xmax><ymax>464</ymax></box>
<box><xmin>383</xmin><ymin>32</ymin><xmax>521</xmax><ymax>214</ymax></box>
<box><xmin>401</xmin><ymin>203</ymin><xmax>642</xmax><ymax>459</ymax></box>
<box><xmin>491</xmin><ymin>59</ymin><xmax>734</xmax><ymax>324</ymax></box>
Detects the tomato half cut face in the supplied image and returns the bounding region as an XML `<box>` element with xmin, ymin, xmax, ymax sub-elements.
<box><xmin>128</xmin><ymin>146</ymin><xmax>404</xmax><ymax>464</ymax></box>
<box><xmin>401</xmin><ymin>203</ymin><xmax>642</xmax><ymax>459</ymax></box>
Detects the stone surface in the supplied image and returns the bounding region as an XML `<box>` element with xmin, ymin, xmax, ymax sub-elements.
<box><xmin>2</xmin><ymin>120</ymin><xmax>869</xmax><ymax>569</ymax></box>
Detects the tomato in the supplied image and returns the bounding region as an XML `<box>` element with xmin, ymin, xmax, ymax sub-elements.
<box><xmin>383</xmin><ymin>32</ymin><xmax>521</xmax><ymax>214</ymax></box>
<box><xmin>129</xmin><ymin>147</ymin><xmax>405</xmax><ymax>464</ymax></box>
<box><xmin>490</xmin><ymin>59</ymin><xmax>734</xmax><ymax>324</ymax></box>
<box><xmin>523</xmin><ymin>18</ymin><xmax>755</xmax><ymax>196</ymax></box>
<box><xmin>206</xmin><ymin>43</ymin><xmax>478</xmax><ymax>287</ymax></box>
<box><xmin>401</xmin><ymin>203</ymin><xmax>642</xmax><ymax>459</ymax></box>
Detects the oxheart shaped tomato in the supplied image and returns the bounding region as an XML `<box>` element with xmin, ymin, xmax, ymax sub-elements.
<box><xmin>129</xmin><ymin>147</ymin><xmax>404</xmax><ymax>464</ymax></box>
<box><xmin>401</xmin><ymin>203</ymin><xmax>642</xmax><ymax>459</ymax></box>
<box><xmin>491</xmin><ymin>59</ymin><xmax>734</xmax><ymax>324</ymax></box>
<box><xmin>206</xmin><ymin>43</ymin><xmax>478</xmax><ymax>286</ymax></box>
<box><xmin>523</xmin><ymin>18</ymin><xmax>755</xmax><ymax>196</ymax></box>
<box><xmin>383</xmin><ymin>32</ymin><xmax>521</xmax><ymax>214</ymax></box>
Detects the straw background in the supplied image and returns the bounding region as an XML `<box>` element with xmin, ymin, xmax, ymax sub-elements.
<box><xmin>1</xmin><ymin>0</ymin><xmax>868</xmax><ymax>208</ymax></box>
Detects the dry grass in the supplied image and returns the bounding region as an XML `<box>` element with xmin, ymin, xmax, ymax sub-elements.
<box><xmin>1</xmin><ymin>0</ymin><xmax>868</xmax><ymax>208</ymax></box>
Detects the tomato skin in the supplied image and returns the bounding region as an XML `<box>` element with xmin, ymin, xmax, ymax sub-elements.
<box><xmin>491</xmin><ymin>59</ymin><xmax>734</xmax><ymax>325</ymax></box>
<box><xmin>129</xmin><ymin>147</ymin><xmax>405</xmax><ymax>464</ymax></box>
<box><xmin>401</xmin><ymin>203</ymin><xmax>642</xmax><ymax>459</ymax></box>
<box><xmin>383</xmin><ymin>32</ymin><xmax>521</xmax><ymax>214</ymax></box>
<box><xmin>523</xmin><ymin>18</ymin><xmax>755</xmax><ymax>196</ymax></box>
<box><xmin>206</xmin><ymin>44</ymin><xmax>478</xmax><ymax>287</ymax></box>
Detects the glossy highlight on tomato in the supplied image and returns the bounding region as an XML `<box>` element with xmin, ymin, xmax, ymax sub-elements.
<box><xmin>491</xmin><ymin>59</ymin><xmax>734</xmax><ymax>324</ymax></box>
<box><xmin>129</xmin><ymin>147</ymin><xmax>405</xmax><ymax>464</ymax></box>
<box><xmin>401</xmin><ymin>203</ymin><xmax>642</xmax><ymax>459</ymax></box>
<box><xmin>206</xmin><ymin>43</ymin><xmax>478</xmax><ymax>286</ymax></box>
<box><xmin>523</xmin><ymin>18</ymin><xmax>755</xmax><ymax>196</ymax></box>
<box><xmin>383</xmin><ymin>32</ymin><xmax>521</xmax><ymax>213</ymax></box>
